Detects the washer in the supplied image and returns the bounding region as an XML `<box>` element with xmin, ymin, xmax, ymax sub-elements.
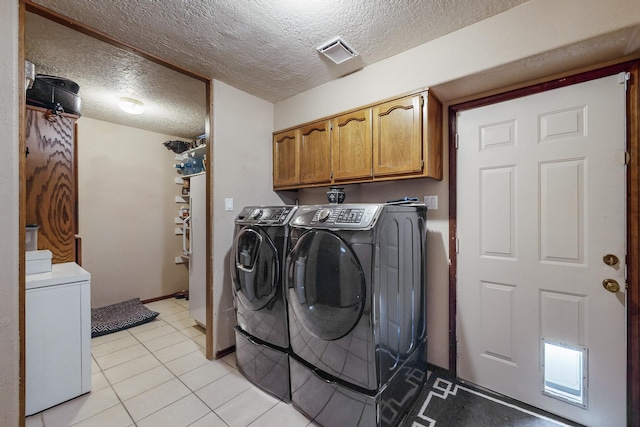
<box><xmin>286</xmin><ymin>203</ymin><xmax>428</xmax><ymax>427</ymax></box>
<box><xmin>230</xmin><ymin>205</ymin><xmax>297</xmax><ymax>401</ymax></box>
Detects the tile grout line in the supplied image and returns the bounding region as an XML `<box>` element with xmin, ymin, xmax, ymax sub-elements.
<box><xmin>114</xmin><ymin>301</ymin><xmax>227</xmax><ymax>426</ymax></box>
<box><xmin>113</xmin><ymin>316</ymin><xmax>189</xmax><ymax>426</ymax></box>
<box><xmin>42</xmin><ymin>344</ymin><xmax>134</xmax><ymax>427</ymax></box>
<box><xmin>133</xmin><ymin>301</ymin><xmax>235</xmax><ymax>427</ymax></box>
<box><xmin>82</xmin><ymin>304</ymin><xmax>189</xmax><ymax>427</ymax></box>
<box><xmin>37</xmin><ymin>299</ymin><xmax>246</xmax><ymax>427</ymax></box>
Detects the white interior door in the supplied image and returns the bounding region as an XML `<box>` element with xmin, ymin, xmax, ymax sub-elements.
<box><xmin>456</xmin><ymin>74</ymin><xmax>627</xmax><ymax>426</ymax></box>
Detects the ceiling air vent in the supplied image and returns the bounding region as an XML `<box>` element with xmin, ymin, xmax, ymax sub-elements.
<box><xmin>317</xmin><ymin>37</ymin><xmax>358</xmax><ymax>64</ymax></box>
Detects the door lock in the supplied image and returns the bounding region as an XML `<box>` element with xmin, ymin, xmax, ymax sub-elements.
<box><xmin>603</xmin><ymin>254</ymin><xmax>619</xmax><ymax>266</ymax></box>
<box><xmin>602</xmin><ymin>279</ymin><xmax>620</xmax><ymax>293</ymax></box>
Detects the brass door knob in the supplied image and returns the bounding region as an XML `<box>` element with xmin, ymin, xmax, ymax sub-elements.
<box><xmin>603</xmin><ymin>279</ymin><xmax>620</xmax><ymax>293</ymax></box>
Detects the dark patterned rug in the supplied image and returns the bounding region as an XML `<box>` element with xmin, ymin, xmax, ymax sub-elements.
<box><xmin>91</xmin><ymin>298</ymin><xmax>159</xmax><ymax>337</ymax></box>
<box><xmin>402</xmin><ymin>368</ymin><xmax>583</xmax><ymax>427</ymax></box>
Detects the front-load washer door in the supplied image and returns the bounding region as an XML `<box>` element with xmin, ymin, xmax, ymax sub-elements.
<box><xmin>287</xmin><ymin>230</ymin><xmax>365</xmax><ymax>341</ymax></box>
<box><xmin>232</xmin><ymin>226</ymin><xmax>279</xmax><ymax>312</ymax></box>
<box><xmin>288</xmin><ymin>229</ymin><xmax>377</xmax><ymax>389</ymax></box>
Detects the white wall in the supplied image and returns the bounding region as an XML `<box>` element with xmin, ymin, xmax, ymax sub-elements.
<box><xmin>0</xmin><ymin>0</ymin><xmax>21</xmax><ymax>424</ymax></box>
<box><xmin>77</xmin><ymin>117</ymin><xmax>188</xmax><ymax>308</ymax></box>
<box><xmin>275</xmin><ymin>0</ymin><xmax>640</xmax><ymax>369</ymax></box>
<box><xmin>211</xmin><ymin>80</ymin><xmax>281</xmax><ymax>354</ymax></box>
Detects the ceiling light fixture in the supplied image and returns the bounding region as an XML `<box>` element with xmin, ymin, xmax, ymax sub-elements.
<box><xmin>118</xmin><ymin>97</ymin><xmax>144</xmax><ymax>114</ymax></box>
<box><xmin>317</xmin><ymin>36</ymin><xmax>358</xmax><ymax>64</ymax></box>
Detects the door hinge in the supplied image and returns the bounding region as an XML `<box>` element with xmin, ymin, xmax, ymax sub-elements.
<box><xmin>619</xmin><ymin>72</ymin><xmax>630</xmax><ymax>90</ymax></box>
<box><xmin>455</xmin><ymin>134</ymin><xmax>459</xmax><ymax>149</ymax></box>
<box><xmin>625</xmin><ymin>254</ymin><xmax>629</xmax><ymax>284</ymax></box>
<box><xmin>455</xmin><ymin>238</ymin><xmax>460</xmax><ymax>254</ymax></box>
<box><xmin>625</xmin><ymin>151</ymin><xmax>631</xmax><ymax>165</ymax></box>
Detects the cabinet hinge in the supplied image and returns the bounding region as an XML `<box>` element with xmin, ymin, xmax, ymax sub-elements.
<box><xmin>420</xmin><ymin>95</ymin><xmax>425</xmax><ymax>107</ymax></box>
<box><xmin>330</xmin><ymin>171</ymin><xmax>334</xmax><ymax>179</ymax></box>
<box><xmin>421</xmin><ymin>159</ymin><xmax>424</xmax><ymax>168</ymax></box>
<box><xmin>455</xmin><ymin>134</ymin><xmax>459</xmax><ymax>149</ymax></box>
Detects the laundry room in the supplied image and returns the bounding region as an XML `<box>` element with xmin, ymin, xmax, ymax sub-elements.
<box><xmin>4</xmin><ymin>1</ymin><xmax>640</xmax><ymax>427</ymax></box>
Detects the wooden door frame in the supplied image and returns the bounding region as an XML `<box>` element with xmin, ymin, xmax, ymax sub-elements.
<box><xmin>19</xmin><ymin>2</ymin><xmax>215</xmax><ymax>422</ymax></box>
<box><xmin>448</xmin><ymin>60</ymin><xmax>640</xmax><ymax>426</ymax></box>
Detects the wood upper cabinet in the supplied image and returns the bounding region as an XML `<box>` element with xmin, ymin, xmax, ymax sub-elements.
<box><xmin>273</xmin><ymin>129</ymin><xmax>299</xmax><ymax>188</ymax></box>
<box><xmin>372</xmin><ymin>95</ymin><xmax>422</xmax><ymax>177</ymax></box>
<box><xmin>299</xmin><ymin>120</ymin><xmax>332</xmax><ymax>185</ymax></box>
<box><xmin>272</xmin><ymin>90</ymin><xmax>443</xmax><ymax>190</ymax></box>
<box><xmin>25</xmin><ymin>106</ymin><xmax>77</xmax><ymax>263</ymax></box>
<box><xmin>332</xmin><ymin>109</ymin><xmax>372</xmax><ymax>181</ymax></box>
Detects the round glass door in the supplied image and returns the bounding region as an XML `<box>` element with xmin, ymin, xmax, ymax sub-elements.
<box><xmin>287</xmin><ymin>230</ymin><xmax>365</xmax><ymax>340</ymax></box>
<box><xmin>232</xmin><ymin>226</ymin><xmax>278</xmax><ymax>311</ymax></box>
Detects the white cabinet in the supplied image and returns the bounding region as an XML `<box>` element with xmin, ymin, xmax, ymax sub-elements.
<box><xmin>26</xmin><ymin>263</ymin><xmax>91</xmax><ymax>416</ymax></box>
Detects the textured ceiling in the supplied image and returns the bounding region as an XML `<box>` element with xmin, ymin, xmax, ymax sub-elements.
<box><xmin>26</xmin><ymin>0</ymin><xmax>528</xmax><ymax>138</ymax></box>
<box><xmin>25</xmin><ymin>12</ymin><xmax>207</xmax><ymax>139</ymax></box>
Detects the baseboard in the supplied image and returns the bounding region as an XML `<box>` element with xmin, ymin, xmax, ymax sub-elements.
<box><xmin>141</xmin><ymin>292</ymin><xmax>185</xmax><ymax>304</ymax></box>
<box><xmin>215</xmin><ymin>345</ymin><xmax>236</xmax><ymax>360</ymax></box>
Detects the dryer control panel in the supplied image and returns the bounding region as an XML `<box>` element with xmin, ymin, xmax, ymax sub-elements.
<box><xmin>235</xmin><ymin>206</ymin><xmax>296</xmax><ymax>225</ymax></box>
<box><xmin>291</xmin><ymin>204</ymin><xmax>383</xmax><ymax>229</ymax></box>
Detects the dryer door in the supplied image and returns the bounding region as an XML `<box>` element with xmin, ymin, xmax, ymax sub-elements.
<box><xmin>288</xmin><ymin>230</ymin><xmax>365</xmax><ymax>340</ymax></box>
<box><xmin>232</xmin><ymin>226</ymin><xmax>279</xmax><ymax>311</ymax></box>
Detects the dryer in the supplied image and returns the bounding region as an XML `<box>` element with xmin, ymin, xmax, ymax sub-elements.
<box><xmin>286</xmin><ymin>203</ymin><xmax>428</xmax><ymax>427</ymax></box>
<box><xmin>230</xmin><ymin>205</ymin><xmax>297</xmax><ymax>401</ymax></box>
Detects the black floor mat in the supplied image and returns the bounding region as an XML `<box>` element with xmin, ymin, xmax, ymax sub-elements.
<box><xmin>402</xmin><ymin>368</ymin><xmax>583</xmax><ymax>427</ymax></box>
<box><xmin>91</xmin><ymin>298</ymin><xmax>159</xmax><ymax>337</ymax></box>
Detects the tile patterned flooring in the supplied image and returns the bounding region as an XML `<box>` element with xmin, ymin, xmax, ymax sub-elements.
<box><xmin>25</xmin><ymin>298</ymin><xmax>314</xmax><ymax>427</ymax></box>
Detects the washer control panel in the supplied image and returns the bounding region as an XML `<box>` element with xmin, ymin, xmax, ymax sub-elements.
<box><xmin>292</xmin><ymin>204</ymin><xmax>383</xmax><ymax>229</ymax></box>
<box><xmin>236</xmin><ymin>206</ymin><xmax>296</xmax><ymax>225</ymax></box>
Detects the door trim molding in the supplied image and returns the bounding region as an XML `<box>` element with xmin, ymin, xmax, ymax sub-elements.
<box><xmin>448</xmin><ymin>59</ymin><xmax>640</xmax><ymax>427</ymax></box>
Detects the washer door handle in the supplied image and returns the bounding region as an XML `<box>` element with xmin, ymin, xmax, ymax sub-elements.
<box><xmin>294</xmin><ymin>257</ymin><xmax>307</xmax><ymax>305</ymax></box>
<box><xmin>235</xmin><ymin>229</ymin><xmax>263</xmax><ymax>273</ymax></box>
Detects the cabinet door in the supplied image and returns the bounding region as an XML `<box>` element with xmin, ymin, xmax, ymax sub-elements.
<box><xmin>273</xmin><ymin>129</ymin><xmax>299</xmax><ymax>188</ymax></box>
<box><xmin>423</xmin><ymin>90</ymin><xmax>443</xmax><ymax>180</ymax></box>
<box><xmin>300</xmin><ymin>121</ymin><xmax>332</xmax><ymax>185</ymax></box>
<box><xmin>332</xmin><ymin>109</ymin><xmax>372</xmax><ymax>181</ymax></box>
<box><xmin>25</xmin><ymin>107</ymin><xmax>77</xmax><ymax>263</ymax></box>
<box><xmin>372</xmin><ymin>95</ymin><xmax>423</xmax><ymax>177</ymax></box>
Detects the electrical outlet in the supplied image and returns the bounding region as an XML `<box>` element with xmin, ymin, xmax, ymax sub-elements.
<box><xmin>225</xmin><ymin>198</ymin><xmax>234</xmax><ymax>211</ymax></box>
<box><xmin>424</xmin><ymin>195</ymin><xmax>438</xmax><ymax>210</ymax></box>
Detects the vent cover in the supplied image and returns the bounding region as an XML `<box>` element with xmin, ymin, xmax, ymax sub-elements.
<box><xmin>317</xmin><ymin>37</ymin><xmax>358</xmax><ymax>64</ymax></box>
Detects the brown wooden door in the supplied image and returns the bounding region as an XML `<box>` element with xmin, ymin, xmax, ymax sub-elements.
<box><xmin>25</xmin><ymin>107</ymin><xmax>77</xmax><ymax>263</ymax></box>
<box><xmin>372</xmin><ymin>95</ymin><xmax>423</xmax><ymax>177</ymax></box>
<box><xmin>273</xmin><ymin>129</ymin><xmax>299</xmax><ymax>188</ymax></box>
<box><xmin>300</xmin><ymin>120</ymin><xmax>331</xmax><ymax>185</ymax></box>
<box><xmin>332</xmin><ymin>109</ymin><xmax>372</xmax><ymax>181</ymax></box>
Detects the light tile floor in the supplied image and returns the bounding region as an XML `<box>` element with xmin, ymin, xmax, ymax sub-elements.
<box><xmin>25</xmin><ymin>298</ymin><xmax>314</xmax><ymax>427</ymax></box>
